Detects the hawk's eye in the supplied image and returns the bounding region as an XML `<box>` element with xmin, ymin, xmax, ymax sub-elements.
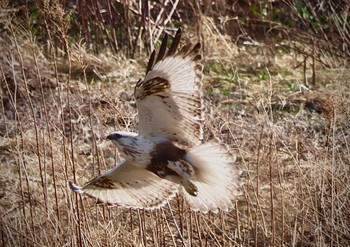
<box><xmin>107</xmin><ymin>133</ymin><xmax>122</xmax><ymax>140</ymax></box>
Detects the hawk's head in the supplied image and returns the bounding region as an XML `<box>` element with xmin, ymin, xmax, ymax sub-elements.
<box><xmin>107</xmin><ymin>131</ymin><xmax>137</xmax><ymax>148</ymax></box>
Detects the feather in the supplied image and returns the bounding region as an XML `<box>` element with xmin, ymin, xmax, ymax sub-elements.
<box><xmin>183</xmin><ymin>142</ymin><xmax>242</xmax><ymax>213</ymax></box>
<box><xmin>155</xmin><ymin>33</ymin><xmax>168</xmax><ymax>63</ymax></box>
<box><xmin>146</xmin><ymin>50</ymin><xmax>156</xmax><ymax>74</ymax></box>
<box><xmin>166</xmin><ymin>28</ymin><xmax>182</xmax><ymax>57</ymax></box>
<box><xmin>70</xmin><ymin>160</ymin><xmax>179</xmax><ymax>210</ymax></box>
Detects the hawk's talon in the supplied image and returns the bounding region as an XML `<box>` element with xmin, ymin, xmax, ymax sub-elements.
<box><xmin>184</xmin><ymin>180</ymin><xmax>199</xmax><ymax>197</ymax></box>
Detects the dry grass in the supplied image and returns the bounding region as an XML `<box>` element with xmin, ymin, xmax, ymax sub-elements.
<box><xmin>1</xmin><ymin>2</ymin><xmax>350</xmax><ymax>247</ymax></box>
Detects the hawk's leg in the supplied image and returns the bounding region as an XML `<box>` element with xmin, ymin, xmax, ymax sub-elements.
<box><xmin>167</xmin><ymin>160</ymin><xmax>199</xmax><ymax>196</ymax></box>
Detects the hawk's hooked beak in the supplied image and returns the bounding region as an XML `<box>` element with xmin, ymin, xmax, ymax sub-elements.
<box><xmin>107</xmin><ymin>133</ymin><xmax>122</xmax><ymax>140</ymax></box>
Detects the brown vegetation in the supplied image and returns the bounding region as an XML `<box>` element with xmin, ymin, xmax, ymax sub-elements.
<box><xmin>1</xmin><ymin>1</ymin><xmax>349</xmax><ymax>246</ymax></box>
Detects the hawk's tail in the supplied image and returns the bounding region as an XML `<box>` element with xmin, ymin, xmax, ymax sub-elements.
<box><xmin>184</xmin><ymin>142</ymin><xmax>242</xmax><ymax>213</ymax></box>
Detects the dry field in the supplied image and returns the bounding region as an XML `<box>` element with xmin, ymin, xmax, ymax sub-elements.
<box><xmin>1</xmin><ymin>2</ymin><xmax>350</xmax><ymax>247</ymax></box>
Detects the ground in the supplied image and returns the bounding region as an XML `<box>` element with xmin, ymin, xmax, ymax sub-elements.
<box><xmin>1</xmin><ymin>23</ymin><xmax>350</xmax><ymax>246</ymax></box>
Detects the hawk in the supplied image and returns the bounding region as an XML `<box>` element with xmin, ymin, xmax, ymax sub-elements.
<box><xmin>70</xmin><ymin>28</ymin><xmax>241</xmax><ymax>213</ymax></box>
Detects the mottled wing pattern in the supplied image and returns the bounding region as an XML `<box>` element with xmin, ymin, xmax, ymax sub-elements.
<box><xmin>70</xmin><ymin>160</ymin><xmax>179</xmax><ymax>209</ymax></box>
<box><xmin>134</xmin><ymin>28</ymin><xmax>204</xmax><ymax>147</ymax></box>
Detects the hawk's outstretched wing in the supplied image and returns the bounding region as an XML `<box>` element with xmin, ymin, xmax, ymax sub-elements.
<box><xmin>134</xmin><ymin>28</ymin><xmax>204</xmax><ymax>147</ymax></box>
<box><xmin>70</xmin><ymin>160</ymin><xmax>178</xmax><ymax>209</ymax></box>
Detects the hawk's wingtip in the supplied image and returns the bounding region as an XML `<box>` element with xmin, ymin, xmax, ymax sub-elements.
<box><xmin>69</xmin><ymin>181</ymin><xmax>83</xmax><ymax>194</ymax></box>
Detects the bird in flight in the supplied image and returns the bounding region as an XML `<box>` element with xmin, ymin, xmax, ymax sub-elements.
<box><xmin>70</xmin><ymin>28</ymin><xmax>241</xmax><ymax>213</ymax></box>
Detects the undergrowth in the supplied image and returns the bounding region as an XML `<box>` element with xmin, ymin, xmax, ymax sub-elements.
<box><xmin>1</xmin><ymin>1</ymin><xmax>349</xmax><ymax>246</ymax></box>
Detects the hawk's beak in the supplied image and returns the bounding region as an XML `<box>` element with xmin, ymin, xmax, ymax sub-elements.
<box><xmin>107</xmin><ymin>133</ymin><xmax>121</xmax><ymax>140</ymax></box>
